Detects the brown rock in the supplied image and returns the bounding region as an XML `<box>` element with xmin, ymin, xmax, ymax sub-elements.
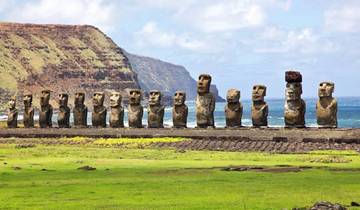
<box><xmin>39</xmin><ymin>90</ymin><xmax>53</xmax><ymax>128</ymax></box>
<box><xmin>225</xmin><ymin>89</ymin><xmax>242</xmax><ymax>128</ymax></box>
<box><xmin>73</xmin><ymin>92</ymin><xmax>88</xmax><ymax>128</ymax></box>
<box><xmin>316</xmin><ymin>82</ymin><xmax>337</xmax><ymax>128</ymax></box>
<box><xmin>128</xmin><ymin>89</ymin><xmax>143</xmax><ymax>128</ymax></box>
<box><xmin>285</xmin><ymin>70</ymin><xmax>302</xmax><ymax>83</ymax></box>
<box><xmin>147</xmin><ymin>90</ymin><xmax>164</xmax><ymax>128</ymax></box>
<box><xmin>7</xmin><ymin>96</ymin><xmax>18</xmax><ymax>128</ymax></box>
<box><xmin>57</xmin><ymin>93</ymin><xmax>70</xmax><ymax>128</ymax></box>
<box><xmin>196</xmin><ymin>74</ymin><xmax>215</xmax><ymax>128</ymax></box>
<box><xmin>109</xmin><ymin>91</ymin><xmax>124</xmax><ymax>128</ymax></box>
<box><xmin>23</xmin><ymin>92</ymin><xmax>34</xmax><ymax>128</ymax></box>
<box><xmin>92</xmin><ymin>92</ymin><xmax>106</xmax><ymax>128</ymax></box>
<box><xmin>252</xmin><ymin>85</ymin><xmax>268</xmax><ymax>127</ymax></box>
<box><xmin>172</xmin><ymin>91</ymin><xmax>188</xmax><ymax>128</ymax></box>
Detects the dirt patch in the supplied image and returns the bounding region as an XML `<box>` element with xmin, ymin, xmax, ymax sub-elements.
<box><xmin>77</xmin><ymin>165</ymin><xmax>96</xmax><ymax>171</ymax></box>
<box><xmin>220</xmin><ymin>165</ymin><xmax>309</xmax><ymax>173</ymax></box>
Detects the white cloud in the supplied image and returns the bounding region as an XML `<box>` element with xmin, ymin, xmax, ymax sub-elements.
<box><xmin>5</xmin><ymin>0</ymin><xmax>116</xmax><ymax>32</ymax></box>
<box><xmin>135</xmin><ymin>22</ymin><xmax>211</xmax><ymax>52</ymax></box>
<box><xmin>175</xmin><ymin>1</ymin><xmax>265</xmax><ymax>33</ymax></box>
<box><xmin>255</xmin><ymin>28</ymin><xmax>337</xmax><ymax>54</ymax></box>
<box><xmin>325</xmin><ymin>1</ymin><xmax>360</xmax><ymax>33</ymax></box>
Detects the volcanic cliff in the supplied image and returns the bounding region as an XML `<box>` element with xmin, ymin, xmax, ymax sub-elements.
<box><xmin>0</xmin><ymin>22</ymin><xmax>223</xmax><ymax>112</ymax></box>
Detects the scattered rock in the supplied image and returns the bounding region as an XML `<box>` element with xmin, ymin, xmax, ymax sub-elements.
<box><xmin>351</xmin><ymin>202</ymin><xmax>359</xmax><ymax>206</ymax></box>
<box><xmin>3</xmin><ymin>162</ymin><xmax>7</xmax><ymax>165</ymax></box>
<box><xmin>15</xmin><ymin>144</ymin><xmax>36</xmax><ymax>149</ymax></box>
<box><xmin>309</xmin><ymin>201</ymin><xmax>347</xmax><ymax>210</ymax></box>
<box><xmin>12</xmin><ymin>166</ymin><xmax>21</xmax><ymax>170</ymax></box>
<box><xmin>175</xmin><ymin>149</ymin><xmax>186</xmax><ymax>153</ymax></box>
<box><xmin>77</xmin><ymin>165</ymin><xmax>96</xmax><ymax>171</ymax></box>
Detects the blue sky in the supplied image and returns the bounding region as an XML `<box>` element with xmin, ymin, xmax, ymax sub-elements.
<box><xmin>1</xmin><ymin>0</ymin><xmax>360</xmax><ymax>99</ymax></box>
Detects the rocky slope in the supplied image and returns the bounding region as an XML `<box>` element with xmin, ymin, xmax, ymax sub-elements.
<box><xmin>0</xmin><ymin>22</ymin><xmax>139</xmax><ymax>110</ymax></box>
<box><xmin>126</xmin><ymin>52</ymin><xmax>224</xmax><ymax>101</ymax></box>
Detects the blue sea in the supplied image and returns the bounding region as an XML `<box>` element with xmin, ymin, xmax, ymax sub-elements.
<box><xmin>1</xmin><ymin>97</ymin><xmax>360</xmax><ymax>128</ymax></box>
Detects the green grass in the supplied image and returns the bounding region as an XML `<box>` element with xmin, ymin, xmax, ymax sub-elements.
<box><xmin>0</xmin><ymin>141</ymin><xmax>360</xmax><ymax>209</ymax></box>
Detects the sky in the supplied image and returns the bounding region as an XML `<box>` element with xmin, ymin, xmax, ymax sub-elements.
<box><xmin>1</xmin><ymin>0</ymin><xmax>360</xmax><ymax>99</ymax></box>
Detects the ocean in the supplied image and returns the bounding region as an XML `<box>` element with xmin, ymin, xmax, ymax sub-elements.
<box><xmin>1</xmin><ymin>97</ymin><xmax>360</xmax><ymax>128</ymax></box>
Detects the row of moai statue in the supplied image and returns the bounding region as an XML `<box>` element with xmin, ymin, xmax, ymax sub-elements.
<box><xmin>6</xmin><ymin>72</ymin><xmax>337</xmax><ymax>129</ymax></box>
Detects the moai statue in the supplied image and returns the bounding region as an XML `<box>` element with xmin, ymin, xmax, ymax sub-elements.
<box><xmin>57</xmin><ymin>93</ymin><xmax>70</xmax><ymax>128</ymax></box>
<box><xmin>196</xmin><ymin>74</ymin><xmax>216</xmax><ymax>128</ymax></box>
<box><xmin>73</xmin><ymin>92</ymin><xmax>88</xmax><ymax>128</ymax></box>
<box><xmin>7</xmin><ymin>96</ymin><xmax>18</xmax><ymax>128</ymax></box>
<box><xmin>284</xmin><ymin>71</ymin><xmax>306</xmax><ymax>128</ymax></box>
<box><xmin>23</xmin><ymin>92</ymin><xmax>34</xmax><ymax>128</ymax></box>
<box><xmin>224</xmin><ymin>89</ymin><xmax>242</xmax><ymax>128</ymax></box>
<box><xmin>252</xmin><ymin>85</ymin><xmax>268</xmax><ymax>127</ymax></box>
<box><xmin>316</xmin><ymin>82</ymin><xmax>337</xmax><ymax>128</ymax></box>
<box><xmin>172</xmin><ymin>91</ymin><xmax>188</xmax><ymax>128</ymax></box>
<box><xmin>128</xmin><ymin>89</ymin><xmax>143</xmax><ymax>128</ymax></box>
<box><xmin>92</xmin><ymin>92</ymin><xmax>107</xmax><ymax>128</ymax></box>
<box><xmin>39</xmin><ymin>89</ymin><xmax>53</xmax><ymax>128</ymax></box>
<box><xmin>147</xmin><ymin>90</ymin><xmax>165</xmax><ymax>128</ymax></box>
<box><xmin>109</xmin><ymin>91</ymin><xmax>124</xmax><ymax>128</ymax></box>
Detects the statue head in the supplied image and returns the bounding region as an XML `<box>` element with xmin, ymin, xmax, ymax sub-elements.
<box><xmin>75</xmin><ymin>92</ymin><xmax>85</xmax><ymax>107</ymax></box>
<box><xmin>318</xmin><ymin>82</ymin><xmax>334</xmax><ymax>98</ymax></box>
<box><xmin>174</xmin><ymin>91</ymin><xmax>186</xmax><ymax>106</ymax></box>
<box><xmin>129</xmin><ymin>89</ymin><xmax>142</xmax><ymax>105</ymax></box>
<box><xmin>40</xmin><ymin>90</ymin><xmax>51</xmax><ymax>107</ymax></box>
<box><xmin>149</xmin><ymin>90</ymin><xmax>162</xmax><ymax>106</ymax></box>
<box><xmin>23</xmin><ymin>92</ymin><xmax>32</xmax><ymax>108</ymax></box>
<box><xmin>226</xmin><ymin>89</ymin><xmax>240</xmax><ymax>103</ymax></box>
<box><xmin>110</xmin><ymin>91</ymin><xmax>122</xmax><ymax>107</ymax></box>
<box><xmin>93</xmin><ymin>92</ymin><xmax>104</xmax><ymax>107</ymax></box>
<box><xmin>285</xmin><ymin>82</ymin><xmax>302</xmax><ymax>100</ymax></box>
<box><xmin>197</xmin><ymin>74</ymin><xmax>212</xmax><ymax>94</ymax></box>
<box><xmin>8</xmin><ymin>96</ymin><xmax>16</xmax><ymax>110</ymax></box>
<box><xmin>58</xmin><ymin>93</ymin><xmax>68</xmax><ymax>107</ymax></box>
<box><xmin>252</xmin><ymin>85</ymin><xmax>267</xmax><ymax>102</ymax></box>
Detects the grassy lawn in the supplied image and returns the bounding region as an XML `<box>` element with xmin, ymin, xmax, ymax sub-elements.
<box><xmin>0</xmin><ymin>138</ymin><xmax>360</xmax><ymax>209</ymax></box>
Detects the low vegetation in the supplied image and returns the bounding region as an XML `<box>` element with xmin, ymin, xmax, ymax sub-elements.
<box><xmin>0</xmin><ymin>138</ymin><xmax>360</xmax><ymax>209</ymax></box>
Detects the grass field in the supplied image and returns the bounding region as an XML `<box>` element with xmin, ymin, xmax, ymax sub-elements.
<box><xmin>0</xmin><ymin>138</ymin><xmax>360</xmax><ymax>210</ymax></box>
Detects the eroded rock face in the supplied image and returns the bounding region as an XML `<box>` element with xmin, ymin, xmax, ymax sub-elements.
<box><xmin>57</xmin><ymin>93</ymin><xmax>70</xmax><ymax>128</ymax></box>
<box><xmin>147</xmin><ymin>90</ymin><xmax>164</xmax><ymax>128</ymax></box>
<box><xmin>284</xmin><ymin>71</ymin><xmax>306</xmax><ymax>128</ymax></box>
<box><xmin>128</xmin><ymin>89</ymin><xmax>143</xmax><ymax>128</ymax></box>
<box><xmin>252</xmin><ymin>85</ymin><xmax>268</xmax><ymax>127</ymax></box>
<box><xmin>7</xmin><ymin>97</ymin><xmax>18</xmax><ymax>128</ymax></box>
<box><xmin>172</xmin><ymin>91</ymin><xmax>188</xmax><ymax>128</ymax></box>
<box><xmin>109</xmin><ymin>91</ymin><xmax>124</xmax><ymax>128</ymax></box>
<box><xmin>225</xmin><ymin>89</ymin><xmax>242</xmax><ymax>128</ymax></box>
<box><xmin>196</xmin><ymin>74</ymin><xmax>215</xmax><ymax>128</ymax></box>
<box><xmin>39</xmin><ymin>90</ymin><xmax>53</xmax><ymax>128</ymax></box>
<box><xmin>73</xmin><ymin>92</ymin><xmax>88</xmax><ymax>128</ymax></box>
<box><xmin>92</xmin><ymin>92</ymin><xmax>106</xmax><ymax>128</ymax></box>
<box><xmin>316</xmin><ymin>82</ymin><xmax>337</xmax><ymax>128</ymax></box>
<box><xmin>23</xmin><ymin>93</ymin><xmax>34</xmax><ymax>128</ymax></box>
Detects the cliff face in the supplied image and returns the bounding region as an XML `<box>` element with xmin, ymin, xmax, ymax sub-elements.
<box><xmin>0</xmin><ymin>23</ymin><xmax>139</xmax><ymax>110</ymax></box>
<box><xmin>126</xmin><ymin>52</ymin><xmax>225</xmax><ymax>101</ymax></box>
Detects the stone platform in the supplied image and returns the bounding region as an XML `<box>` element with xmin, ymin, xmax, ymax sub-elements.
<box><xmin>0</xmin><ymin>127</ymin><xmax>360</xmax><ymax>144</ymax></box>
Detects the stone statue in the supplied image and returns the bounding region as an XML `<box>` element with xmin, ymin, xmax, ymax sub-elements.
<box><xmin>147</xmin><ymin>90</ymin><xmax>165</xmax><ymax>128</ymax></box>
<box><xmin>172</xmin><ymin>91</ymin><xmax>188</xmax><ymax>128</ymax></box>
<box><xmin>23</xmin><ymin>93</ymin><xmax>34</xmax><ymax>128</ymax></box>
<box><xmin>39</xmin><ymin>90</ymin><xmax>53</xmax><ymax>128</ymax></box>
<box><xmin>73</xmin><ymin>92</ymin><xmax>88</xmax><ymax>128</ymax></box>
<box><xmin>284</xmin><ymin>71</ymin><xmax>306</xmax><ymax>128</ymax></box>
<box><xmin>224</xmin><ymin>89</ymin><xmax>243</xmax><ymax>128</ymax></box>
<box><xmin>196</xmin><ymin>74</ymin><xmax>216</xmax><ymax>128</ymax></box>
<box><xmin>57</xmin><ymin>93</ymin><xmax>70</xmax><ymax>128</ymax></box>
<box><xmin>7</xmin><ymin>96</ymin><xmax>18</xmax><ymax>128</ymax></box>
<box><xmin>109</xmin><ymin>91</ymin><xmax>124</xmax><ymax>128</ymax></box>
<box><xmin>316</xmin><ymin>82</ymin><xmax>337</xmax><ymax>128</ymax></box>
<box><xmin>92</xmin><ymin>92</ymin><xmax>107</xmax><ymax>128</ymax></box>
<box><xmin>252</xmin><ymin>85</ymin><xmax>268</xmax><ymax>127</ymax></box>
<box><xmin>128</xmin><ymin>89</ymin><xmax>143</xmax><ymax>128</ymax></box>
